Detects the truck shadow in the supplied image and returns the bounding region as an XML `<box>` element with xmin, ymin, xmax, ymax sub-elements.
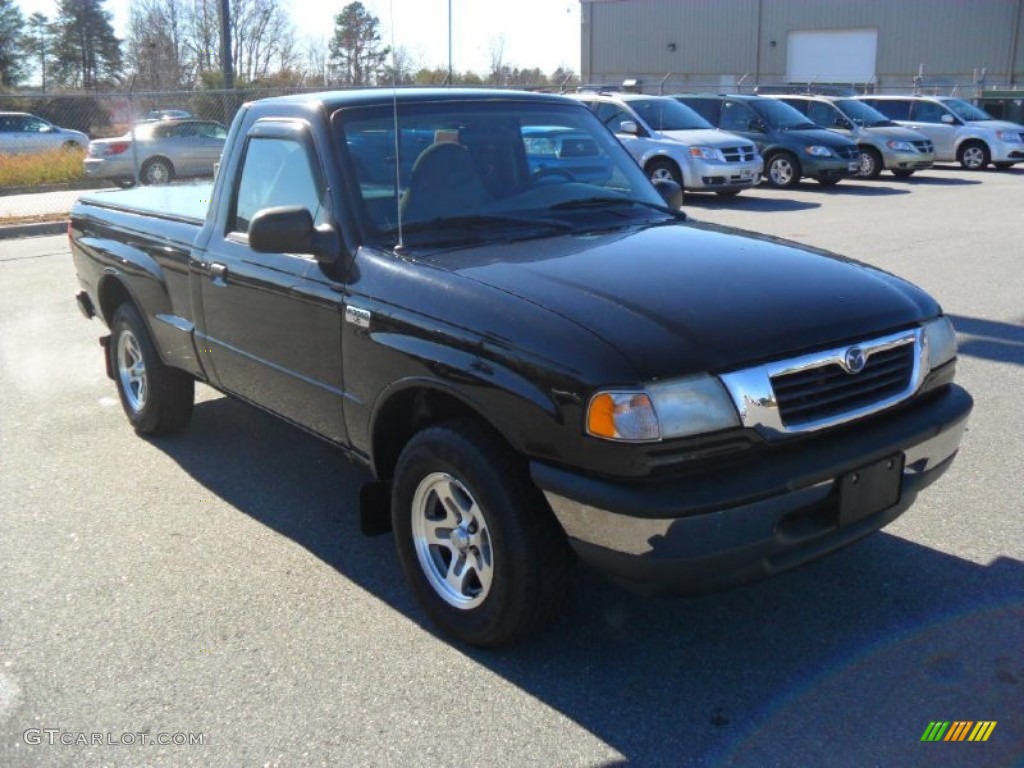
<box><xmin>684</xmin><ymin>196</ymin><xmax>820</xmax><ymax>213</ymax></box>
<box><xmin>950</xmin><ymin>313</ymin><xmax>1024</xmax><ymax>367</ymax></box>
<box><xmin>151</xmin><ymin>396</ymin><xmax>1023</xmax><ymax>767</ymax></box>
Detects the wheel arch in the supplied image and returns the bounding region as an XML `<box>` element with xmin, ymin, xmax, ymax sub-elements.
<box><xmin>643</xmin><ymin>153</ymin><xmax>687</xmax><ymax>186</ymax></box>
<box><xmin>369</xmin><ymin>381</ymin><xmax>511</xmax><ymax>484</ymax></box>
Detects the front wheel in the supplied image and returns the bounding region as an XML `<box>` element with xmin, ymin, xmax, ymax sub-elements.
<box><xmin>647</xmin><ymin>158</ymin><xmax>683</xmax><ymax>188</ymax></box>
<box><xmin>764</xmin><ymin>152</ymin><xmax>801</xmax><ymax>188</ymax></box>
<box><xmin>857</xmin><ymin>147</ymin><xmax>883</xmax><ymax>179</ymax></box>
<box><xmin>109</xmin><ymin>303</ymin><xmax>194</xmax><ymax>435</ymax></box>
<box><xmin>958</xmin><ymin>141</ymin><xmax>990</xmax><ymax>170</ymax></box>
<box><xmin>391</xmin><ymin>420</ymin><xmax>572</xmax><ymax>647</ymax></box>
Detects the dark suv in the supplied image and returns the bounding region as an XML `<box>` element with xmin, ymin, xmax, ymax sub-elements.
<box><xmin>675</xmin><ymin>94</ymin><xmax>860</xmax><ymax>187</ymax></box>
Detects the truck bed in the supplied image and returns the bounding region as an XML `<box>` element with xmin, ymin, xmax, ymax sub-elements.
<box><xmin>77</xmin><ymin>182</ymin><xmax>213</xmax><ymax>226</ymax></box>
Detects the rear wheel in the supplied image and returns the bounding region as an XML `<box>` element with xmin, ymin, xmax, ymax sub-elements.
<box><xmin>391</xmin><ymin>420</ymin><xmax>572</xmax><ymax>647</ymax></box>
<box><xmin>856</xmin><ymin>147</ymin><xmax>883</xmax><ymax>179</ymax></box>
<box><xmin>141</xmin><ymin>157</ymin><xmax>174</xmax><ymax>185</ymax></box>
<box><xmin>958</xmin><ymin>141</ymin><xmax>990</xmax><ymax>170</ymax></box>
<box><xmin>764</xmin><ymin>152</ymin><xmax>801</xmax><ymax>188</ymax></box>
<box><xmin>109</xmin><ymin>303</ymin><xmax>194</xmax><ymax>435</ymax></box>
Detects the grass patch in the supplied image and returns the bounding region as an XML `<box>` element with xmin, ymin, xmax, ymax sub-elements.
<box><xmin>0</xmin><ymin>148</ymin><xmax>86</xmax><ymax>188</ymax></box>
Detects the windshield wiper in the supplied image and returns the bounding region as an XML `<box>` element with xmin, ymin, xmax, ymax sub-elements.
<box><xmin>385</xmin><ymin>214</ymin><xmax>574</xmax><ymax>245</ymax></box>
<box><xmin>550</xmin><ymin>197</ymin><xmax>686</xmax><ymax>220</ymax></box>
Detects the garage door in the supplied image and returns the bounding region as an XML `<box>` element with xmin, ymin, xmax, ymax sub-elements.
<box><xmin>787</xmin><ymin>29</ymin><xmax>878</xmax><ymax>84</ymax></box>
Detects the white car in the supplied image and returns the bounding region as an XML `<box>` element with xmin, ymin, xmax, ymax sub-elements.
<box><xmin>0</xmin><ymin>112</ymin><xmax>89</xmax><ymax>155</ymax></box>
<box><xmin>569</xmin><ymin>92</ymin><xmax>763</xmax><ymax>197</ymax></box>
<box><xmin>856</xmin><ymin>95</ymin><xmax>1024</xmax><ymax>170</ymax></box>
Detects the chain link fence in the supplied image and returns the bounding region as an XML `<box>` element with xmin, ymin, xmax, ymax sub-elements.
<box><xmin>2</xmin><ymin>80</ymin><xmax>1022</xmax><ymax>221</ymax></box>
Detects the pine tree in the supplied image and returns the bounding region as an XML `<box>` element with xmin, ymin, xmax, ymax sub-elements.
<box><xmin>52</xmin><ymin>0</ymin><xmax>123</xmax><ymax>89</ymax></box>
<box><xmin>328</xmin><ymin>2</ymin><xmax>390</xmax><ymax>87</ymax></box>
<box><xmin>0</xmin><ymin>0</ymin><xmax>26</xmax><ymax>88</ymax></box>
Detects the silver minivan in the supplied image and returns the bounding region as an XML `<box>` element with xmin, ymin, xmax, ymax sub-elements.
<box><xmin>569</xmin><ymin>92</ymin><xmax>763</xmax><ymax>197</ymax></box>
<box><xmin>855</xmin><ymin>95</ymin><xmax>1024</xmax><ymax>170</ymax></box>
<box><xmin>768</xmin><ymin>95</ymin><xmax>935</xmax><ymax>179</ymax></box>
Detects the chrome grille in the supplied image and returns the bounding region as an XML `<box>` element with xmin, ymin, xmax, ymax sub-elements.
<box><xmin>721</xmin><ymin>145</ymin><xmax>757</xmax><ymax>163</ymax></box>
<box><xmin>770</xmin><ymin>343</ymin><xmax>915</xmax><ymax>427</ymax></box>
<box><xmin>719</xmin><ymin>329</ymin><xmax>925</xmax><ymax>439</ymax></box>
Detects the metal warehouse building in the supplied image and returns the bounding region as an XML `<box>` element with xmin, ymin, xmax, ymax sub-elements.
<box><xmin>580</xmin><ymin>0</ymin><xmax>1024</xmax><ymax>97</ymax></box>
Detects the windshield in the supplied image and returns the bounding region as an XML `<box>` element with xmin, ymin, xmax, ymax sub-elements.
<box><xmin>834</xmin><ymin>99</ymin><xmax>894</xmax><ymax>127</ymax></box>
<box><xmin>941</xmin><ymin>98</ymin><xmax>994</xmax><ymax>122</ymax></box>
<box><xmin>751</xmin><ymin>99</ymin><xmax>818</xmax><ymax>130</ymax></box>
<box><xmin>629</xmin><ymin>98</ymin><xmax>713</xmax><ymax>131</ymax></box>
<box><xmin>336</xmin><ymin>99</ymin><xmax>673</xmax><ymax>247</ymax></box>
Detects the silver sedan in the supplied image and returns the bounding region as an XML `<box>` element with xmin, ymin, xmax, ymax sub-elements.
<box><xmin>84</xmin><ymin>119</ymin><xmax>227</xmax><ymax>186</ymax></box>
<box><xmin>0</xmin><ymin>112</ymin><xmax>89</xmax><ymax>155</ymax></box>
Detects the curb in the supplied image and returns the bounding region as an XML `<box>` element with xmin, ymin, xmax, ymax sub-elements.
<box><xmin>0</xmin><ymin>180</ymin><xmax>113</xmax><ymax>197</ymax></box>
<box><xmin>0</xmin><ymin>220</ymin><xmax>68</xmax><ymax>240</ymax></box>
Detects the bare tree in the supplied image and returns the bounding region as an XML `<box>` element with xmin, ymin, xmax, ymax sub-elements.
<box><xmin>488</xmin><ymin>35</ymin><xmax>507</xmax><ymax>86</ymax></box>
<box><xmin>126</xmin><ymin>0</ymin><xmax>193</xmax><ymax>89</ymax></box>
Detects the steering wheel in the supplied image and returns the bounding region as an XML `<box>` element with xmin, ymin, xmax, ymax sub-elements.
<box><xmin>529</xmin><ymin>167</ymin><xmax>576</xmax><ymax>184</ymax></box>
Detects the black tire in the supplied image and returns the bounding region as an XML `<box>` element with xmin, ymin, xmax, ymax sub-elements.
<box><xmin>993</xmin><ymin>162</ymin><xmax>1014</xmax><ymax>170</ymax></box>
<box><xmin>957</xmin><ymin>141</ymin><xmax>990</xmax><ymax>170</ymax></box>
<box><xmin>113</xmin><ymin>179</ymin><xmax>136</xmax><ymax>189</ymax></box>
<box><xmin>647</xmin><ymin>158</ymin><xmax>683</xmax><ymax>188</ymax></box>
<box><xmin>109</xmin><ymin>303</ymin><xmax>194</xmax><ymax>435</ymax></box>
<box><xmin>141</xmin><ymin>157</ymin><xmax>174</xmax><ymax>185</ymax></box>
<box><xmin>856</xmin><ymin>147</ymin><xmax>883</xmax><ymax>179</ymax></box>
<box><xmin>764</xmin><ymin>152</ymin><xmax>801</xmax><ymax>188</ymax></box>
<box><xmin>391</xmin><ymin>419</ymin><xmax>573</xmax><ymax>647</ymax></box>
<box><xmin>891</xmin><ymin>170</ymin><xmax>915</xmax><ymax>178</ymax></box>
<box><xmin>61</xmin><ymin>141</ymin><xmax>82</xmax><ymax>152</ymax></box>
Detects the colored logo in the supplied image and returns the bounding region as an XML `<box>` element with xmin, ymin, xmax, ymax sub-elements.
<box><xmin>921</xmin><ymin>721</ymin><xmax>997</xmax><ymax>742</ymax></box>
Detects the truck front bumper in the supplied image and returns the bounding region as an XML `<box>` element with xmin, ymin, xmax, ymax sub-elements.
<box><xmin>531</xmin><ymin>385</ymin><xmax>972</xmax><ymax>594</ymax></box>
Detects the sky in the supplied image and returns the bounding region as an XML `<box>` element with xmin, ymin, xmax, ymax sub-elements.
<box><xmin>13</xmin><ymin>0</ymin><xmax>583</xmax><ymax>76</ymax></box>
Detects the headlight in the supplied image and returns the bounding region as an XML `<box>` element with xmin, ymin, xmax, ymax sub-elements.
<box><xmin>886</xmin><ymin>139</ymin><xmax>914</xmax><ymax>151</ymax></box>
<box><xmin>804</xmin><ymin>145</ymin><xmax>833</xmax><ymax>157</ymax></box>
<box><xmin>923</xmin><ymin>316</ymin><xmax>958</xmax><ymax>370</ymax></box>
<box><xmin>995</xmin><ymin>130</ymin><xmax>1024</xmax><ymax>142</ymax></box>
<box><xmin>587</xmin><ymin>375</ymin><xmax>740</xmax><ymax>442</ymax></box>
<box><xmin>689</xmin><ymin>146</ymin><xmax>722</xmax><ymax>161</ymax></box>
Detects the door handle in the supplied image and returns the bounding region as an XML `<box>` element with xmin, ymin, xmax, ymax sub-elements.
<box><xmin>210</xmin><ymin>262</ymin><xmax>228</xmax><ymax>281</ymax></box>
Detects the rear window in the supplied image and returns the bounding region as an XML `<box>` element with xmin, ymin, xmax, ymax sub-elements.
<box><xmin>865</xmin><ymin>99</ymin><xmax>911</xmax><ymax>120</ymax></box>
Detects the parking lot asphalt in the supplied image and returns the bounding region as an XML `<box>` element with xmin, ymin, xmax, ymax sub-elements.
<box><xmin>0</xmin><ymin>165</ymin><xmax>1021</xmax><ymax>767</ymax></box>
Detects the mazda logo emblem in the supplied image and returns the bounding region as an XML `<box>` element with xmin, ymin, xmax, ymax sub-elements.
<box><xmin>844</xmin><ymin>346</ymin><xmax>867</xmax><ymax>374</ymax></box>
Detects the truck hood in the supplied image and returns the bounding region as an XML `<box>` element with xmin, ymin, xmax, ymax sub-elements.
<box><xmin>657</xmin><ymin>128</ymin><xmax>750</xmax><ymax>148</ymax></box>
<box><xmin>861</xmin><ymin>125</ymin><xmax>930</xmax><ymax>142</ymax></box>
<box><xmin>423</xmin><ymin>221</ymin><xmax>939</xmax><ymax>380</ymax></box>
<box><xmin>966</xmin><ymin>119</ymin><xmax>1024</xmax><ymax>135</ymax></box>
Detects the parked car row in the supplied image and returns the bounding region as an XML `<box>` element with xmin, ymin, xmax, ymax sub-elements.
<box><xmin>0</xmin><ymin>111</ymin><xmax>90</xmax><ymax>155</ymax></box>
<box><xmin>568</xmin><ymin>90</ymin><xmax>1024</xmax><ymax>195</ymax></box>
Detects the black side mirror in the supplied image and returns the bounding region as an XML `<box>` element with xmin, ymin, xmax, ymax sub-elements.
<box><xmin>249</xmin><ymin>206</ymin><xmax>339</xmax><ymax>263</ymax></box>
<box><xmin>653</xmin><ymin>179</ymin><xmax>683</xmax><ymax>210</ymax></box>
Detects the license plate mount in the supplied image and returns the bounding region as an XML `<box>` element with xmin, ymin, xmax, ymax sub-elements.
<box><xmin>838</xmin><ymin>454</ymin><xmax>904</xmax><ymax>527</ymax></box>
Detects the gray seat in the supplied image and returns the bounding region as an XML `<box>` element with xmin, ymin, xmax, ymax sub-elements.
<box><xmin>400</xmin><ymin>142</ymin><xmax>489</xmax><ymax>222</ymax></box>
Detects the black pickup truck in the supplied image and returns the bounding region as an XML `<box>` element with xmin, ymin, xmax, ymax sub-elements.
<box><xmin>70</xmin><ymin>89</ymin><xmax>972</xmax><ymax>646</ymax></box>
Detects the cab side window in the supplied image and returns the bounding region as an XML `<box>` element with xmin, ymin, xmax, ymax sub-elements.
<box><xmin>233</xmin><ymin>137</ymin><xmax>324</xmax><ymax>235</ymax></box>
<box><xmin>595</xmin><ymin>103</ymin><xmax>634</xmax><ymax>133</ymax></box>
<box><xmin>720</xmin><ymin>101</ymin><xmax>756</xmax><ymax>132</ymax></box>
<box><xmin>807</xmin><ymin>101</ymin><xmax>838</xmax><ymax>128</ymax></box>
<box><xmin>869</xmin><ymin>99</ymin><xmax>910</xmax><ymax>120</ymax></box>
<box><xmin>911</xmin><ymin>101</ymin><xmax>948</xmax><ymax>123</ymax></box>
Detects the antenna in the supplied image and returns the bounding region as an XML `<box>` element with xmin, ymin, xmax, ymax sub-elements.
<box><xmin>389</xmin><ymin>0</ymin><xmax>403</xmax><ymax>250</ymax></box>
